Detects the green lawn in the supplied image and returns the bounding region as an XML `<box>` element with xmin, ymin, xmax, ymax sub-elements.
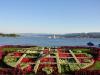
<box><xmin>72</xmin><ymin>48</ymin><xmax>90</xmax><ymax>53</ymax></box>
<box><xmin>61</xmin><ymin>64</ymin><xmax>70</xmax><ymax>73</ymax></box>
<box><xmin>3</xmin><ymin>48</ymin><xmax>22</xmax><ymax>52</ymax></box>
<box><xmin>89</xmin><ymin>61</ymin><xmax>100</xmax><ymax>70</ymax></box>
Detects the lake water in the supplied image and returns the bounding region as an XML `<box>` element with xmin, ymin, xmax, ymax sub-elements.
<box><xmin>0</xmin><ymin>37</ymin><xmax>100</xmax><ymax>47</ymax></box>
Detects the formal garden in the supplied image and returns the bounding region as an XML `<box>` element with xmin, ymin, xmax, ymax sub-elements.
<box><xmin>0</xmin><ymin>46</ymin><xmax>99</xmax><ymax>75</ymax></box>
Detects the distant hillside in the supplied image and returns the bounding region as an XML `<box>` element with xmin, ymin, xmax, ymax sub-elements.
<box><xmin>0</xmin><ymin>33</ymin><xmax>19</xmax><ymax>37</ymax></box>
<box><xmin>62</xmin><ymin>32</ymin><xmax>100</xmax><ymax>38</ymax></box>
<box><xmin>19</xmin><ymin>33</ymin><xmax>53</xmax><ymax>37</ymax></box>
<box><xmin>19</xmin><ymin>32</ymin><xmax>100</xmax><ymax>38</ymax></box>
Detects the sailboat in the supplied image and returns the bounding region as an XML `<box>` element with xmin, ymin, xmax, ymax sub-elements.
<box><xmin>48</xmin><ymin>34</ymin><xmax>56</xmax><ymax>39</ymax></box>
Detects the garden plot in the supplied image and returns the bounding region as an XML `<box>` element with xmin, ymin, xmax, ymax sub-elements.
<box><xmin>3</xmin><ymin>47</ymin><xmax>94</xmax><ymax>74</ymax></box>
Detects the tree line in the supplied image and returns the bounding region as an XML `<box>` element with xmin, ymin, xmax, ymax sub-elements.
<box><xmin>0</xmin><ymin>33</ymin><xmax>19</xmax><ymax>37</ymax></box>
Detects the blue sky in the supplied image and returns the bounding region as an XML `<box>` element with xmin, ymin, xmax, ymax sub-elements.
<box><xmin>0</xmin><ymin>0</ymin><xmax>100</xmax><ymax>34</ymax></box>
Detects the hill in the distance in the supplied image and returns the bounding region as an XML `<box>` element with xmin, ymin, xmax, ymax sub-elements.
<box><xmin>0</xmin><ymin>33</ymin><xmax>19</xmax><ymax>37</ymax></box>
<box><xmin>1</xmin><ymin>32</ymin><xmax>100</xmax><ymax>38</ymax></box>
<box><xmin>62</xmin><ymin>32</ymin><xmax>100</xmax><ymax>38</ymax></box>
<box><xmin>19</xmin><ymin>32</ymin><xmax>100</xmax><ymax>38</ymax></box>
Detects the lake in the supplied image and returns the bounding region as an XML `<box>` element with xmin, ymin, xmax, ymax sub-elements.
<box><xmin>0</xmin><ymin>37</ymin><xmax>100</xmax><ymax>47</ymax></box>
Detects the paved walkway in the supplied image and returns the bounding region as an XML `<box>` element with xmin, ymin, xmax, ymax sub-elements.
<box><xmin>34</xmin><ymin>48</ymin><xmax>50</xmax><ymax>73</ymax></box>
<box><xmin>56</xmin><ymin>49</ymin><xmax>61</xmax><ymax>73</ymax></box>
<box><xmin>69</xmin><ymin>50</ymin><xmax>80</xmax><ymax>64</ymax></box>
<box><xmin>34</xmin><ymin>59</ymin><xmax>40</xmax><ymax>73</ymax></box>
<box><xmin>14</xmin><ymin>50</ymin><xmax>29</xmax><ymax>67</ymax></box>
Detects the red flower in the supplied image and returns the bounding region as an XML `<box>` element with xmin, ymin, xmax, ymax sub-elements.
<box><xmin>23</xmin><ymin>65</ymin><xmax>32</xmax><ymax>72</ymax></box>
<box><xmin>14</xmin><ymin>52</ymin><xmax>22</xmax><ymax>56</ymax></box>
<box><xmin>43</xmin><ymin>49</ymin><xmax>49</xmax><ymax>54</ymax></box>
<box><xmin>21</xmin><ymin>58</ymin><xmax>30</xmax><ymax>62</ymax></box>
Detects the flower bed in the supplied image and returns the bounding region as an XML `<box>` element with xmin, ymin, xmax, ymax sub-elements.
<box><xmin>78</xmin><ymin>58</ymin><xmax>91</xmax><ymax>63</ymax></box>
<box><xmin>37</xmin><ymin>64</ymin><xmax>58</xmax><ymax>74</ymax></box>
<box><xmin>59</xmin><ymin>53</ymin><xmax>72</xmax><ymax>58</ymax></box>
<box><xmin>57</xmin><ymin>48</ymin><xmax>69</xmax><ymax>53</ymax></box>
<box><xmin>75</xmin><ymin>54</ymin><xmax>87</xmax><ymax>57</ymax></box>
<box><xmin>50</xmin><ymin>54</ymin><xmax>55</xmax><ymax>56</ymax></box>
<box><xmin>4</xmin><ymin>56</ymin><xmax>18</xmax><ymax>62</ymax></box>
<box><xmin>14</xmin><ymin>52</ymin><xmax>23</xmax><ymax>57</ymax></box>
<box><xmin>0</xmin><ymin>50</ymin><xmax>3</xmax><ymax>60</ymax></box>
<box><xmin>43</xmin><ymin>49</ymin><xmax>49</xmax><ymax>54</ymax></box>
<box><xmin>59</xmin><ymin>59</ymin><xmax>67</xmax><ymax>64</ymax></box>
<box><xmin>23</xmin><ymin>65</ymin><xmax>32</xmax><ymax>72</ymax></box>
<box><xmin>67</xmin><ymin>58</ymin><xmax>76</xmax><ymax>63</ymax></box>
<box><xmin>40</xmin><ymin>58</ymin><xmax>56</xmax><ymax>63</ymax></box>
<box><xmin>21</xmin><ymin>58</ymin><xmax>30</xmax><ymax>63</ymax></box>
<box><xmin>57</xmin><ymin>48</ymin><xmax>62</xmax><ymax>52</ymax></box>
<box><xmin>69</xmin><ymin>64</ymin><xmax>80</xmax><ymax>71</ymax></box>
<box><xmin>26</xmin><ymin>53</ymin><xmax>40</xmax><ymax>57</ymax></box>
<box><xmin>61</xmin><ymin>64</ymin><xmax>70</xmax><ymax>73</ymax></box>
<box><xmin>2</xmin><ymin>45</ymin><xmax>96</xmax><ymax>74</ymax></box>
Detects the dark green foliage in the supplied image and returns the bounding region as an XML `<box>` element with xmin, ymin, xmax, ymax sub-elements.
<box><xmin>0</xmin><ymin>33</ymin><xmax>19</xmax><ymax>37</ymax></box>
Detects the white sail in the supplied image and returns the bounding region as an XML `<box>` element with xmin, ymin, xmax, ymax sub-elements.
<box><xmin>48</xmin><ymin>34</ymin><xmax>56</xmax><ymax>39</ymax></box>
<box><xmin>54</xmin><ymin>34</ymin><xmax>56</xmax><ymax>39</ymax></box>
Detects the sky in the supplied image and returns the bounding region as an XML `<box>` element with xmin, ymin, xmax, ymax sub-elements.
<box><xmin>0</xmin><ymin>0</ymin><xmax>100</xmax><ymax>34</ymax></box>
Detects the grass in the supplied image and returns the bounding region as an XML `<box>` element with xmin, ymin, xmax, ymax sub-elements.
<box><xmin>72</xmin><ymin>49</ymin><xmax>90</xmax><ymax>53</ymax></box>
<box><xmin>3</xmin><ymin>48</ymin><xmax>22</xmax><ymax>52</ymax></box>
<box><xmin>4</xmin><ymin>56</ymin><xmax>18</xmax><ymax>67</ymax></box>
<box><xmin>9</xmin><ymin>62</ymin><xmax>16</xmax><ymax>67</ymax></box>
<box><xmin>61</xmin><ymin>64</ymin><xmax>70</xmax><ymax>73</ymax></box>
<box><xmin>69</xmin><ymin>64</ymin><xmax>80</xmax><ymax>71</ymax></box>
<box><xmin>89</xmin><ymin>61</ymin><xmax>100</xmax><ymax>70</ymax></box>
